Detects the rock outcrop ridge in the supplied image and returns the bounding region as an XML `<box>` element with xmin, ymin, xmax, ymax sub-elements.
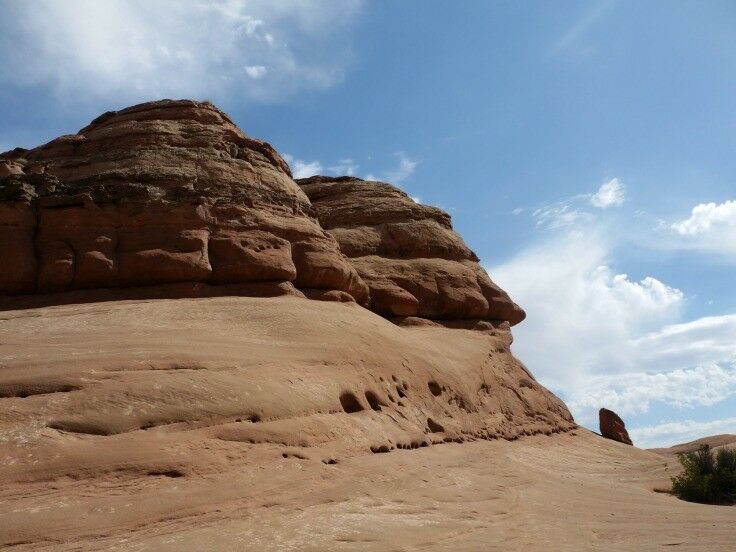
<box><xmin>298</xmin><ymin>176</ymin><xmax>525</xmax><ymax>326</ymax></box>
<box><xmin>0</xmin><ymin>100</ymin><xmax>367</xmax><ymax>303</ymax></box>
<box><xmin>1</xmin><ymin>100</ymin><xmax>524</xmax><ymax>330</ymax></box>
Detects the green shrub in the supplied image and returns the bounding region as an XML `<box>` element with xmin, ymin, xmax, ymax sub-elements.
<box><xmin>671</xmin><ymin>444</ymin><xmax>736</xmax><ymax>505</ymax></box>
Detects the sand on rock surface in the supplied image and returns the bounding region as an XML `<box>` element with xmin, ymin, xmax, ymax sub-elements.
<box><xmin>0</xmin><ymin>296</ymin><xmax>732</xmax><ymax>551</ymax></box>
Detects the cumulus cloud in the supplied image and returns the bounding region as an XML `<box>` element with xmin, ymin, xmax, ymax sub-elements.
<box><xmin>669</xmin><ymin>200</ymin><xmax>736</xmax><ymax>255</ymax></box>
<box><xmin>0</xmin><ymin>0</ymin><xmax>362</xmax><ymax>104</ymax></box>
<box><xmin>590</xmin><ymin>178</ymin><xmax>625</xmax><ymax>208</ymax></box>
<box><xmin>671</xmin><ymin>200</ymin><xmax>736</xmax><ymax>236</ymax></box>
<box><xmin>567</xmin><ymin>363</ymin><xmax>736</xmax><ymax>423</ymax></box>
<box><xmin>489</xmin><ymin>227</ymin><xmax>736</xmax><ymax>432</ymax></box>
<box><xmin>630</xmin><ymin>417</ymin><xmax>736</xmax><ymax>449</ymax></box>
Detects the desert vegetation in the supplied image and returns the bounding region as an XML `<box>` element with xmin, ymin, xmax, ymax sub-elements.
<box><xmin>671</xmin><ymin>445</ymin><xmax>736</xmax><ymax>505</ymax></box>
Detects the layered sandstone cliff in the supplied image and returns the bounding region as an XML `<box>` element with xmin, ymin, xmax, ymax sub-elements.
<box><xmin>0</xmin><ymin>100</ymin><xmax>524</xmax><ymax>331</ymax></box>
<box><xmin>0</xmin><ymin>100</ymin><xmax>366</xmax><ymax>303</ymax></box>
<box><xmin>298</xmin><ymin>176</ymin><xmax>525</xmax><ymax>327</ymax></box>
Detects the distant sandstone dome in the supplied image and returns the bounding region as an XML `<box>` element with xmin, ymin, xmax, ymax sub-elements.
<box><xmin>0</xmin><ymin>99</ymin><xmax>522</xmax><ymax>327</ymax></box>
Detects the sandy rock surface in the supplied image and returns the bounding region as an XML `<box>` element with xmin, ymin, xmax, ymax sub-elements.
<box><xmin>0</xmin><ymin>297</ymin><xmax>732</xmax><ymax>551</ymax></box>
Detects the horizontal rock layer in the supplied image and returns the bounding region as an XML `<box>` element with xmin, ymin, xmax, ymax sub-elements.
<box><xmin>1</xmin><ymin>100</ymin><xmax>525</xmax><ymax>328</ymax></box>
<box><xmin>0</xmin><ymin>100</ymin><xmax>367</xmax><ymax>302</ymax></box>
<box><xmin>298</xmin><ymin>176</ymin><xmax>525</xmax><ymax>325</ymax></box>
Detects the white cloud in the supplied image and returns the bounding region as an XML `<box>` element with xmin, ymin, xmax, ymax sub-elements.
<box><xmin>669</xmin><ymin>200</ymin><xmax>736</xmax><ymax>255</ymax></box>
<box><xmin>283</xmin><ymin>154</ymin><xmax>322</xmax><ymax>179</ymax></box>
<box><xmin>284</xmin><ymin>152</ymin><xmax>418</xmax><ymax>185</ymax></box>
<box><xmin>244</xmin><ymin>65</ymin><xmax>267</xmax><ymax>79</ymax></box>
<box><xmin>568</xmin><ymin>363</ymin><xmax>736</xmax><ymax>422</ymax></box>
<box><xmin>383</xmin><ymin>152</ymin><xmax>418</xmax><ymax>184</ymax></box>
<box><xmin>632</xmin><ymin>315</ymin><xmax>736</xmax><ymax>372</ymax></box>
<box><xmin>590</xmin><ymin>178</ymin><xmax>625</xmax><ymax>208</ymax></box>
<box><xmin>0</xmin><ymin>0</ymin><xmax>362</xmax><ymax>104</ymax></box>
<box><xmin>529</xmin><ymin>177</ymin><xmax>624</xmax><ymax>229</ymax></box>
<box><xmin>327</xmin><ymin>158</ymin><xmax>359</xmax><ymax>176</ymax></box>
<box><xmin>489</xmin><ymin>228</ymin><xmax>736</xmax><ymax>431</ymax></box>
<box><xmin>533</xmin><ymin>204</ymin><xmax>591</xmax><ymax>229</ymax></box>
<box><xmin>630</xmin><ymin>417</ymin><xmax>736</xmax><ymax>449</ymax></box>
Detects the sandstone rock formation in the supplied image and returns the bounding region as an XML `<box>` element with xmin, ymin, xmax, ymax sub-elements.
<box><xmin>599</xmin><ymin>407</ymin><xmax>633</xmax><ymax>445</ymax></box>
<box><xmin>0</xmin><ymin>100</ymin><xmax>367</xmax><ymax>304</ymax></box>
<box><xmin>0</xmin><ymin>100</ymin><xmax>588</xmax><ymax>549</ymax></box>
<box><xmin>298</xmin><ymin>176</ymin><xmax>525</xmax><ymax>327</ymax></box>
<box><xmin>0</xmin><ymin>99</ymin><xmax>526</xmax><ymax>333</ymax></box>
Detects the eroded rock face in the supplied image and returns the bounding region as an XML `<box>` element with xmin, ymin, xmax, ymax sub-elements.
<box><xmin>298</xmin><ymin>176</ymin><xmax>525</xmax><ymax>326</ymax></box>
<box><xmin>1</xmin><ymin>101</ymin><xmax>526</xmax><ymax>328</ymax></box>
<box><xmin>599</xmin><ymin>408</ymin><xmax>633</xmax><ymax>445</ymax></box>
<box><xmin>0</xmin><ymin>100</ymin><xmax>367</xmax><ymax>303</ymax></box>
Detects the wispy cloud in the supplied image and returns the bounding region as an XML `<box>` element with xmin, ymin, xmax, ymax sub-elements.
<box><xmin>244</xmin><ymin>65</ymin><xmax>267</xmax><ymax>79</ymax></box>
<box><xmin>590</xmin><ymin>178</ymin><xmax>625</xmax><ymax>208</ymax></box>
<box><xmin>0</xmin><ymin>0</ymin><xmax>363</xmax><ymax>104</ymax></box>
<box><xmin>282</xmin><ymin>154</ymin><xmax>322</xmax><ymax>178</ymax></box>
<box><xmin>327</xmin><ymin>158</ymin><xmax>360</xmax><ymax>176</ymax></box>
<box><xmin>531</xmin><ymin>177</ymin><xmax>625</xmax><ymax>229</ymax></box>
<box><xmin>548</xmin><ymin>0</ymin><xmax>616</xmax><ymax>58</ymax></box>
<box><xmin>286</xmin><ymin>151</ymin><xmax>419</xmax><ymax>185</ymax></box>
<box><xmin>382</xmin><ymin>152</ymin><xmax>418</xmax><ymax>184</ymax></box>
<box><xmin>533</xmin><ymin>203</ymin><xmax>591</xmax><ymax>229</ymax></box>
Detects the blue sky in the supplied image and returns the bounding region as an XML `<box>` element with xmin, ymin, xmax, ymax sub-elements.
<box><xmin>1</xmin><ymin>0</ymin><xmax>735</xmax><ymax>447</ymax></box>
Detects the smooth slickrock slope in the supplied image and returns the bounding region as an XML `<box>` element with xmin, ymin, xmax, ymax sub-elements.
<box><xmin>0</xmin><ymin>300</ymin><xmax>731</xmax><ymax>550</ymax></box>
<box><xmin>298</xmin><ymin>176</ymin><xmax>525</xmax><ymax>327</ymax></box>
<box><xmin>0</xmin><ymin>100</ymin><xmax>366</xmax><ymax>304</ymax></box>
<box><xmin>0</xmin><ymin>296</ymin><xmax>575</xmax><ymax>548</ymax></box>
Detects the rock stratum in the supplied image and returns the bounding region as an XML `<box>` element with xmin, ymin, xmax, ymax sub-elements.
<box><xmin>0</xmin><ymin>100</ymin><xmax>590</xmax><ymax>550</ymax></box>
<box><xmin>0</xmin><ymin>100</ymin><xmax>367</xmax><ymax>305</ymax></box>
<box><xmin>0</xmin><ymin>99</ymin><xmax>522</xmax><ymax>331</ymax></box>
<box><xmin>298</xmin><ymin>176</ymin><xmax>525</xmax><ymax>327</ymax></box>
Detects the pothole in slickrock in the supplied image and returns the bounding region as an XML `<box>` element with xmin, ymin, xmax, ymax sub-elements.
<box><xmin>427</xmin><ymin>418</ymin><xmax>445</xmax><ymax>433</ymax></box>
<box><xmin>339</xmin><ymin>392</ymin><xmax>364</xmax><ymax>413</ymax></box>
<box><xmin>364</xmin><ymin>390</ymin><xmax>383</xmax><ymax>411</ymax></box>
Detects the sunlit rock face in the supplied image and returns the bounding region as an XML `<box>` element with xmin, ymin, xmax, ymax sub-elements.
<box><xmin>0</xmin><ymin>100</ymin><xmax>367</xmax><ymax>303</ymax></box>
<box><xmin>298</xmin><ymin>175</ymin><xmax>525</xmax><ymax>327</ymax></box>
